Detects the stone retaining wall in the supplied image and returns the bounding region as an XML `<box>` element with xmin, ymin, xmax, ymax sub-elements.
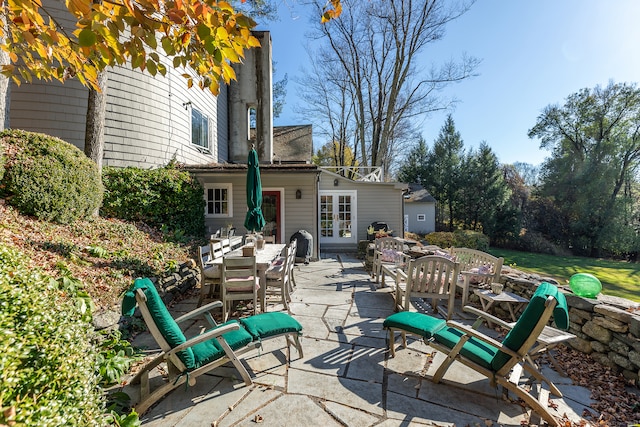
<box><xmin>93</xmin><ymin>259</ymin><xmax>200</xmax><ymax>331</ymax></box>
<box><xmin>492</xmin><ymin>266</ymin><xmax>640</xmax><ymax>384</ymax></box>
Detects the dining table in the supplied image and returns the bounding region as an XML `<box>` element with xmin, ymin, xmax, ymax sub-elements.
<box><xmin>214</xmin><ymin>243</ymin><xmax>286</xmax><ymax>312</ymax></box>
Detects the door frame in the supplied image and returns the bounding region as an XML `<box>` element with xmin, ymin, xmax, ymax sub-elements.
<box><xmin>262</xmin><ymin>188</ymin><xmax>284</xmax><ymax>243</ymax></box>
<box><xmin>318</xmin><ymin>190</ymin><xmax>357</xmax><ymax>245</ymax></box>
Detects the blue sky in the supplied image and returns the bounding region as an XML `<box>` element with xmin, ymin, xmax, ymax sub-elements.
<box><xmin>257</xmin><ymin>1</ymin><xmax>640</xmax><ymax>166</ymax></box>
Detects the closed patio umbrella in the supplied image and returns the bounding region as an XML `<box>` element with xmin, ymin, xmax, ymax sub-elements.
<box><xmin>244</xmin><ymin>148</ymin><xmax>266</xmax><ymax>233</ymax></box>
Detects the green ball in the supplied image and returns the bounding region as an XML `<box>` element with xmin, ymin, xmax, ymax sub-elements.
<box><xmin>569</xmin><ymin>273</ymin><xmax>602</xmax><ymax>298</ymax></box>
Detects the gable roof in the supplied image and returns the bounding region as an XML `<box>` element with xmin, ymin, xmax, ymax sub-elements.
<box><xmin>404</xmin><ymin>183</ymin><xmax>436</xmax><ymax>203</ymax></box>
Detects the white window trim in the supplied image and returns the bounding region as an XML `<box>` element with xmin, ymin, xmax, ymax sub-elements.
<box><xmin>417</xmin><ymin>214</ymin><xmax>426</xmax><ymax>221</ymax></box>
<box><xmin>191</xmin><ymin>106</ymin><xmax>211</xmax><ymax>153</ymax></box>
<box><xmin>205</xmin><ymin>183</ymin><xmax>233</xmax><ymax>218</ymax></box>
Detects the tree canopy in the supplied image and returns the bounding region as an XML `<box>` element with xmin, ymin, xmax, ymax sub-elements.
<box><xmin>0</xmin><ymin>0</ymin><xmax>342</xmax><ymax>93</ymax></box>
<box><xmin>528</xmin><ymin>81</ymin><xmax>640</xmax><ymax>256</ymax></box>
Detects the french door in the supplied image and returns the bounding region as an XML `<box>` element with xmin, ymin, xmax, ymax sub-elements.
<box><xmin>262</xmin><ymin>190</ymin><xmax>282</xmax><ymax>243</ymax></box>
<box><xmin>319</xmin><ymin>191</ymin><xmax>357</xmax><ymax>244</ymax></box>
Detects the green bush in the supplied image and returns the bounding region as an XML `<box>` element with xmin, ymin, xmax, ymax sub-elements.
<box><xmin>424</xmin><ymin>231</ymin><xmax>456</xmax><ymax>249</ymax></box>
<box><xmin>453</xmin><ymin>230</ymin><xmax>490</xmax><ymax>252</ymax></box>
<box><xmin>101</xmin><ymin>163</ymin><xmax>205</xmax><ymax>238</ymax></box>
<box><xmin>0</xmin><ymin>244</ymin><xmax>107</xmax><ymax>426</ymax></box>
<box><xmin>424</xmin><ymin>230</ymin><xmax>490</xmax><ymax>251</ymax></box>
<box><xmin>0</xmin><ymin>130</ymin><xmax>103</xmax><ymax>224</ymax></box>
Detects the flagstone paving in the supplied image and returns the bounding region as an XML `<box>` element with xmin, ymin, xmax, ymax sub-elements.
<box><xmin>132</xmin><ymin>252</ymin><xmax>591</xmax><ymax>426</ymax></box>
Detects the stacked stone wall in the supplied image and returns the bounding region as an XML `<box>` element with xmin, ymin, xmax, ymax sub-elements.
<box><xmin>490</xmin><ymin>266</ymin><xmax>640</xmax><ymax>384</ymax></box>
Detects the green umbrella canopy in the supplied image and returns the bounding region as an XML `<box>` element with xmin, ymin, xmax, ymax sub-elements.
<box><xmin>244</xmin><ymin>148</ymin><xmax>266</xmax><ymax>233</ymax></box>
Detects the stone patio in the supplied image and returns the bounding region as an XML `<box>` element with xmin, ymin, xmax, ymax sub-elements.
<box><xmin>129</xmin><ymin>253</ymin><xmax>593</xmax><ymax>426</ymax></box>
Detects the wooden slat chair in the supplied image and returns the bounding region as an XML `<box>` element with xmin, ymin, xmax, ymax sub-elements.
<box><xmin>221</xmin><ymin>255</ymin><xmax>259</xmax><ymax>321</ymax></box>
<box><xmin>287</xmin><ymin>238</ymin><xmax>298</xmax><ymax>293</ymax></box>
<box><xmin>394</xmin><ymin>255</ymin><xmax>460</xmax><ymax>319</ymax></box>
<box><xmin>122</xmin><ymin>278</ymin><xmax>304</xmax><ymax>414</ymax></box>
<box><xmin>264</xmin><ymin>244</ymin><xmax>294</xmax><ymax>312</ymax></box>
<box><xmin>372</xmin><ymin>237</ymin><xmax>407</xmax><ymax>284</ymax></box>
<box><xmin>197</xmin><ymin>241</ymin><xmax>224</xmax><ymax>307</ymax></box>
<box><xmin>383</xmin><ymin>282</ymin><xmax>569</xmax><ymax>427</ymax></box>
<box><xmin>450</xmin><ymin>247</ymin><xmax>504</xmax><ymax>306</ymax></box>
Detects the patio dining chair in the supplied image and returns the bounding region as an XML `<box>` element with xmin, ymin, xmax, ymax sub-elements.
<box><xmin>450</xmin><ymin>247</ymin><xmax>504</xmax><ymax>306</ymax></box>
<box><xmin>122</xmin><ymin>278</ymin><xmax>304</xmax><ymax>414</ymax></box>
<box><xmin>371</xmin><ymin>237</ymin><xmax>407</xmax><ymax>284</ymax></box>
<box><xmin>383</xmin><ymin>282</ymin><xmax>569</xmax><ymax>427</ymax></box>
<box><xmin>394</xmin><ymin>255</ymin><xmax>460</xmax><ymax>319</ymax></box>
<box><xmin>264</xmin><ymin>244</ymin><xmax>293</xmax><ymax>312</ymax></box>
<box><xmin>221</xmin><ymin>255</ymin><xmax>259</xmax><ymax>321</ymax></box>
<box><xmin>197</xmin><ymin>241</ymin><xmax>224</xmax><ymax>307</ymax></box>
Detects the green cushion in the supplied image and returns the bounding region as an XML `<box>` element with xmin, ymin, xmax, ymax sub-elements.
<box><xmin>191</xmin><ymin>320</ymin><xmax>254</xmax><ymax>369</ymax></box>
<box><xmin>433</xmin><ymin>327</ymin><xmax>497</xmax><ymax>370</ymax></box>
<box><xmin>383</xmin><ymin>312</ymin><xmax>446</xmax><ymax>338</ymax></box>
<box><xmin>124</xmin><ymin>278</ymin><xmax>196</xmax><ymax>369</ymax></box>
<box><xmin>492</xmin><ymin>282</ymin><xmax>568</xmax><ymax>371</ymax></box>
<box><xmin>240</xmin><ymin>312</ymin><xmax>302</xmax><ymax>340</ymax></box>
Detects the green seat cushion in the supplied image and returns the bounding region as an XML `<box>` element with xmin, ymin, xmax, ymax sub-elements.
<box><xmin>433</xmin><ymin>326</ymin><xmax>497</xmax><ymax>370</ymax></box>
<box><xmin>383</xmin><ymin>312</ymin><xmax>446</xmax><ymax>338</ymax></box>
<box><xmin>191</xmin><ymin>320</ymin><xmax>254</xmax><ymax>369</ymax></box>
<box><xmin>122</xmin><ymin>278</ymin><xmax>196</xmax><ymax>369</ymax></box>
<box><xmin>240</xmin><ymin>312</ymin><xmax>302</xmax><ymax>340</ymax></box>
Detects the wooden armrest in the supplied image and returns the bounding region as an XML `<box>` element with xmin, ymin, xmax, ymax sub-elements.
<box><xmin>463</xmin><ymin>306</ymin><xmax>513</xmax><ymax>330</ymax></box>
<box><xmin>169</xmin><ymin>322</ymin><xmax>239</xmax><ymax>354</ymax></box>
<box><xmin>396</xmin><ymin>269</ymin><xmax>408</xmax><ymax>280</ymax></box>
<box><xmin>175</xmin><ymin>301</ymin><xmax>223</xmax><ymax>324</ymax></box>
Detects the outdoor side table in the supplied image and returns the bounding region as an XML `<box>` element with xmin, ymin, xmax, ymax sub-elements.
<box><xmin>474</xmin><ymin>289</ymin><xmax>529</xmax><ymax>325</ymax></box>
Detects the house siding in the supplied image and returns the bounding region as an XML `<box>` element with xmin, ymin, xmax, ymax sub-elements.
<box><xmin>103</xmin><ymin>65</ymin><xmax>219</xmax><ymax>168</ymax></box>
<box><xmin>194</xmin><ymin>169</ymin><xmax>319</xmax><ymax>259</ymax></box>
<box><xmin>318</xmin><ymin>171</ymin><xmax>405</xmax><ymax>251</ymax></box>
<box><xmin>8</xmin><ymin>0</ymin><xmax>233</xmax><ymax>169</ymax></box>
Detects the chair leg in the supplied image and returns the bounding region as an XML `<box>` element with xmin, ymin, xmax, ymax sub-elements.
<box><xmin>432</xmin><ymin>337</ymin><xmax>469</xmax><ymax>384</ymax></box>
<box><xmin>388</xmin><ymin>329</ymin><xmax>396</xmax><ymax>357</ymax></box>
<box><xmin>497</xmin><ymin>377</ymin><xmax>560</xmax><ymax>427</ymax></box>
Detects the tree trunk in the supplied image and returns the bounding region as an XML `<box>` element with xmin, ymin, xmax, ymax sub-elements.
<box><xmin>84</xmin><ymin>70</ymin><xmax>108</xmax><ymax>174</ymax></box>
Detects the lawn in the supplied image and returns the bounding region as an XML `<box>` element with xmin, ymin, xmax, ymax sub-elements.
<box><xmin>489</xmin><ymin>248</ymin><xmax>640</xmax><ymax>303</ymax></box>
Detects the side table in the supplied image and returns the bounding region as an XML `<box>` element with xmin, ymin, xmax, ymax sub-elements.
<box><xmin>474</xmin><ymin>289</ymin><xmax>529</xmax><ymax>325</ymax></box>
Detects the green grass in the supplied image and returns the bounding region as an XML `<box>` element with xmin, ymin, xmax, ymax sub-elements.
<box><xmin>489</xmin><ymin>248</ymin><xmax>640</xmax><ymax>302</ymax></box>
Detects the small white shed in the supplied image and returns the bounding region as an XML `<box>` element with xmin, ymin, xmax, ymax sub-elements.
<box><xmin>403</xmin><ymin>183</ymin><xmax>436</xmax><ymax>235</ymax></box>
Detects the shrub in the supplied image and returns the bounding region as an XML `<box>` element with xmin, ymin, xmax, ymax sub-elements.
<box><xmin>0</xmin><ymin>244</ymin><xmax>107</xmax><ymax>426</ymax></box>
<box><xmin>453</xmin><ymin>230</ymin><xmax>490</xmax><ymax>252</ymax></box>
<box><xmin>0</xmin><ymin>130</ymin><xmax>103</xmax><ymax>224</ymax></box>
<box><xmin>101</xmin><ymin>163</ymin><xmax>205</xmax><ymax>238</ymax></box>
<box><xmin>424</xmin><ymin>230</ymin><xmax>490</xmax><ymax>251</ymax></box>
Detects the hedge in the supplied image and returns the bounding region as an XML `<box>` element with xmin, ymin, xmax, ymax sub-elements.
<box><xmin>0</xmin><ymin>244</ymin><xmax>107</xmax><ymax>426</ymax></box>
<box><xmin>101</xmin><ymin>164</ymin><xmax>205</xmax><ymax>238</ymax></box>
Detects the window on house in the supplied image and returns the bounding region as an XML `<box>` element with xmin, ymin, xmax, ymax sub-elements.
<box><xmin>417</xmin><ymin>214</ymin><xmax>426</xmax><ymax>221</ymax></box>
<box><xmin>205</xmin><ymin>184</ymin><xmax>232</xmax><ymax>217</ymax></box>
<box><xmin>192</xmin><ymin>108</ymin><xmax>210</xmax><ymax>150</ymax></box>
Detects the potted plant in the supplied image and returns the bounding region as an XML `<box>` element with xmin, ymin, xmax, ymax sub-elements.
<box><xmin>367</xmin><ymin>225</ymin><xmax>375</xmax><ymax>241</ymax></box>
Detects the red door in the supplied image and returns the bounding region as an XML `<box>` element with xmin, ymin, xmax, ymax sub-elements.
<box><xmin>262</xmin><ymin>191</ymin><xmax>281</xmax><ymax>243</ymax></box>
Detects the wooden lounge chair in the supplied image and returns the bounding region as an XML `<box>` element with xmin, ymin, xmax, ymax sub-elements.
<box><xmin>383</xmin><ymin>282</ymin><xmax>569</xmax><ymax>427</ymax></box>
<box><xmin>122</xmin><ymin>278</ymin><xmax>303</xmax><ymax>414</ymax></box>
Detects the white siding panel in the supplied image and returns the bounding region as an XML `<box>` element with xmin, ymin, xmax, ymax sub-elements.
<box><xmin>319</xmin><ymin>171</ymin><xmax>404</xmax><ymax>247</ymax></box>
